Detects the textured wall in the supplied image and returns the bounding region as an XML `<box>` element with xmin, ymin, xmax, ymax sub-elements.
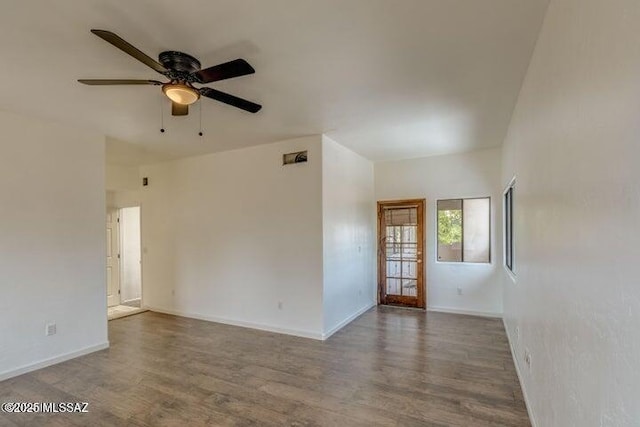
<box><xmin>140</xmin><ymin>136</ymin><xmax>325</xmax><ymax>338</ymax></box>
<box><xmin>322</xmin><ymin>136</ymin><xmax>376</xmax><ymax>336</ymax></box>
<box><xmin>501</xmin><ymin>0</ymin><xmax>640</xmax><ymax>425</ymax></box>
<box><xmin>0</xmin><ymin>110</ymin><xmax>107</xmax><ymax>379</ymax></box>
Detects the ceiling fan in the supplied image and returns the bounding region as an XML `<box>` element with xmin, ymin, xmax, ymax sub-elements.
<box><xmin>78</xmin><ymin>30</ymin><xmax>261</xmax><ymax>116</ymax></box>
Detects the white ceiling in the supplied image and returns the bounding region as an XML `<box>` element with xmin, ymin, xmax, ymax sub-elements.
<box><xmin>0</xmin><ymin>0</ymin><xmax>548</xmax><ymax>162</ymax></box>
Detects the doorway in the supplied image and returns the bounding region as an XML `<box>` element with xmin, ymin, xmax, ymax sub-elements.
<box><xmin>377</xmin><ymin>199</ymin><xmax>426</xmax><ymax>308</ymax></box>
<box><xmin>106</xmin><ymin>206</ymin><xmax>144</xmax><ymax>320</ymax></box>
<box><xmin>119</xmin><ymin>207</ymin><xmax>142</xmax><ymax>306</ymax></box>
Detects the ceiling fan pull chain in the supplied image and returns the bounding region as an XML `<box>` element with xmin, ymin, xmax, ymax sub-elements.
<box><xmin>160</xmin><ymin>93</ymin><xmax>165</xmax><ymax>133</ymax></box>
<box><xmin>198</xmin><ymin>102</ymin><xmax>203</xmax><ymax>137</ymax></box>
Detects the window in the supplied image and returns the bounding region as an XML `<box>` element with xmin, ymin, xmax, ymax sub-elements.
<box><xmin>437</xmin><ymin>197</ymin><xmax>490</xmax><ymax>263</ymax></box>
<box><xmin>504</xmin><ymin>180</ymin><xmax>515</xmax><ymax>273</ymax></box>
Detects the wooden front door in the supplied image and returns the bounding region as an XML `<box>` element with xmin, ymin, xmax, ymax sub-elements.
<box><xmin>377</xmin><ymin>199</ymin><xmax>425</xmax><ymax>308</ymax></box>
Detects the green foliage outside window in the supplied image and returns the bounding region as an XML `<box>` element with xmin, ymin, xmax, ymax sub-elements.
<box><xmin>438</xmin><ymin>210</ymin><xmax>462</xmax><ymax>245</ymax></box>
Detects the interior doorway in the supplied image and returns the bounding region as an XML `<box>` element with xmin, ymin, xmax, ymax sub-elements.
<box><xmin>377</xmin><ymin>199</ymin><xmax>426</xmax><ymax>308</ymax></box>
<box><xmin>106</xmin><ymin>206</ymin><xmax>145</xmax><ymax>320</ymax></box>
<box><xmin>119</xmin><ymin>207</ymin><xmax>142</xmax><ymax>306</ymax></box>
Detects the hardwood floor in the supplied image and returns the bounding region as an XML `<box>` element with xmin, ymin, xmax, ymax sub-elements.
<box><xmin>0</xmin><ymin>307</ymin><xmax>530</xmax><ymax>426</ymax></box>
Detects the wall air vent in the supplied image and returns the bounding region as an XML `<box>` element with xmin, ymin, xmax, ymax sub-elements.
<box><xmin>283</xmin><ymin>150</ymin><xmax>308</xmax><ymax>165</ymax></box>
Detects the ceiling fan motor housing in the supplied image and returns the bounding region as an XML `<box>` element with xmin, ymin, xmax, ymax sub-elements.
<box><xmin>159</xmin><ymin>51</ymin><xmax>201</xmax><ymax>82</ymax></box>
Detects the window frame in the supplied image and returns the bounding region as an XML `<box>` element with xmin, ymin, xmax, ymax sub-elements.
<box><xmin>435</xmin><ymin>196</ymin><xmax>492</xmax><ymax>265</ymax></box>
<box><xmin>503</xmin><ymin>177</ymin><xmax>516</xmax><ymax>279</ymax></box>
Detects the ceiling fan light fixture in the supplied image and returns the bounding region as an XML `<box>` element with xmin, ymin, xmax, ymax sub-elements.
<box><xmin>162</xmin><ymin>83</ymin><xmax>200</xmax><ymax>105</ymax></box>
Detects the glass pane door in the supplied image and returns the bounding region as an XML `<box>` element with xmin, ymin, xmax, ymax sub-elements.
<box><xmin>378</xmin><ymin>201</ymin><xmax>425</xmax><ymax>308</ymax></box>
<box><xmin>385</xmin><ymin>215</ymin><xmax>418</xmax><ymax>297</ymax></box>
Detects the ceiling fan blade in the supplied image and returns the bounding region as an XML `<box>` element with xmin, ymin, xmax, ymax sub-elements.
<box><xmin>91</xmin><ymin>29</ymin><xmax>167</xmax><ymax>74</ymax></box>
<box><xmin>172</xmin><ymin>102</ymin><xmax>189</xmax><ymax>116</ymax></box>
<box><xmin>78</xmin><ymin>79</ymin><xmax>163</xmax><ymax>85</ymax></box>
<box><xmin>199</xmin><ymin>87</ymin><xmax>262</xmax><ymax>113</ymax></box>
<box><xmin>195</xmin><ymin>59</ymin><xmax>255</xmax><ymax>83</ymax></box>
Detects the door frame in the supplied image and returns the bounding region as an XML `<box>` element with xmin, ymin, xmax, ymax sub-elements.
<box><xmin>377</xmin><ymin>199</ymin><xmax>426</xmax><ymax>309</ymax></box>
<box><xmin>107</xmin><ymin>207</ymin><xmax>121</xmax><ymax>307</ymax></box>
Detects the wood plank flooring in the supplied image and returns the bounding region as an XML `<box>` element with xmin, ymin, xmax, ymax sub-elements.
<box><xmin>0</xmin><ymin>306</ymin><xmax>530</xmax><ymax>426</ymax></box>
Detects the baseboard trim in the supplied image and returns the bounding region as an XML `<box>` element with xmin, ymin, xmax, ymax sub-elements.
<box><xmin>0</xmin><ymin>341</ymin><xmax>110</xmax><ymax>382</ymax></box>
<box><xmin>322</xmin><ymin>302</ymin><xmax>376</xmax><ymax>340</ymax></box>
<box><xmin>147</xmin><ymin>306</ymin><xmax>323</xmax><ymax>340</ymax></box>
<box><xmin>427</xmin><ymin>306</ymin><xmax>503</xmax><ymax>318</ymax></box>
<box><xmin>503</xmin><ymin>318</ymin><xmax>537</xmax><ymax>427</ymax></box>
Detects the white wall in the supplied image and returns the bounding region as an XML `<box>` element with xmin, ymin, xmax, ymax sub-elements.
<box><xmin>106</xmin><ymin>164</ymin><xmax>139</xmax><ymax>191</ymax></box>
<box><xmin>0</xmin><ymin>110</ymin><xmax>108</xmax><ymax>380</ymax></box>
<box><xmin>375</xmin><ymin>148</ymin><xmax>503</xmax><ymax>316</ymax></box>
<box><xmin>140</xmin><ymin>136</ymin><xmax>325</xmax><ymax>338</ymax></box>
<box><xmin>120</xmin><ymin>207</ymin><xmax>141</xmax><ymax>303</ymax></box>
<box><xmin>106</xmin><ymin>164</ymin><xmax>141</xmax><ymax>209</ymax></box>
<box><xmin>322</xmin><ymin>136</ymin><xmax>376</xmax><ymax>337</ymax></box>
<box><xmin>501</xmin><ymin>0</ymin><xmax>640</xmax><ymax>425</ymax></box>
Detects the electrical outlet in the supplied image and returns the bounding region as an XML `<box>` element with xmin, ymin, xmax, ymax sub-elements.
<box><xmin>524</xmin><ymin>349</ymin><xmax>532</xmax><ymax>370</ymax></box>
<box><xmin>46</xmin><ymin>323</ymin><xmax>56</xmax><ymax>336</ymax></box>
<box><xmin>278</xmin><ymin>301</ymin><xmax>283</xmax><ymax>310</ymax></box>
<box><xmin>457</xmin><ymin>287</ymin><xmax>463</xmax><ymax>295</ymax></box>
<box><xmin>515</xmin><ymin>326</ymin><xmax>520</xmax><ymax>341</ymax></box>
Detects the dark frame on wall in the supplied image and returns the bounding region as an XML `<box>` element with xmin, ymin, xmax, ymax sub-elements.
<box><xmin>504</xmin><ymin>180</ymin><xmax>515</xmax><ymax>273</ymax></box>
